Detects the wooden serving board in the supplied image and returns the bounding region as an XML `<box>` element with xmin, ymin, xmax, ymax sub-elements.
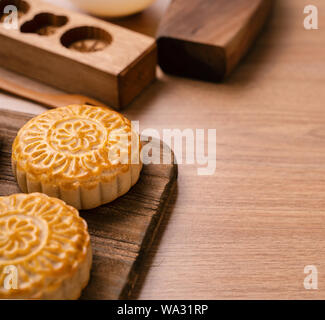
<box><xmin>0</xmin><ymin>109</ymin><xmax>177</xmax><ymax>300</ymax></box>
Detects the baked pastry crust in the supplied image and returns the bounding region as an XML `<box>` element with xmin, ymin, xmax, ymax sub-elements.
<box><xmin>0</xmin><ymin>193</ymin><xmax>91</xmax><ymax>300</ymax></box>
<box><xmin>12</xmin><ymin>105</ymin><xmax>142</xmax><ymax>209</ymax></box>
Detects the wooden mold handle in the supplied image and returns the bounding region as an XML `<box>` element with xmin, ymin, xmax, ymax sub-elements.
<box><xmin>0</xmin><ymin>76</ymin><xmax>111</xmax><ymax>109</ymax></box>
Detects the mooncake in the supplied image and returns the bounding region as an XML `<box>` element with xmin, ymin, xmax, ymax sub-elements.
<box><xmin>0</xmin><ymin>193</ymin><xmax>92</xmax><ymax>299</ymax></box>
<box><xmin>12</xmin><ymin>105</ymin><xmax>142</xmax><ymax>210</ymax></box>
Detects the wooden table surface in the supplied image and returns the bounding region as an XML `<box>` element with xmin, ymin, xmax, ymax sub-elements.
<box><xmin>1</xmin><ymin>0</ymin><xmax>325</xmax><ymax>299</ymax></box>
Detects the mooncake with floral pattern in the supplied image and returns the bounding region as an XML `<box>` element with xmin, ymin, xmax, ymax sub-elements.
<box><xmin>0</xmin><ymin>193</ymin><xmax>91</xmax><ymax>299</ymax></box>
<box><xmin>11</xmin><ymin>105</ymin><xmax>142</xmax><ymax>209</ymax></box>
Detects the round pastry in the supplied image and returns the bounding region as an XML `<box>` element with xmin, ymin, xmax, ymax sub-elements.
<box><xmin>0</xmin><ymin>193</ymin><xmax>92</xmax><ymax>299</ymax></box>
<box><xmin>12</xmin><ymin>105</ymin><xmax>142</xmax><ymax>210</ymax></box>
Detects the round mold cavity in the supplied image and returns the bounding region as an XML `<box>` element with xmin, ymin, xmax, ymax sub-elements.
<box><xmin>0</xmin><ymin>0</ymin><xmax>30</xmax><ymax>23</ymax></box>
<box><xmin>20</xmin><ymin>12</ymin><xmax>68</xmax><ymax>36</ymax></box>
<box><xmin>60</xmin><ymin>26</ymin><xmax>112</xmax><ymax>53</ymax></box>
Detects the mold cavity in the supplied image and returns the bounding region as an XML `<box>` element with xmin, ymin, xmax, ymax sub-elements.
<box><xmin>20</xmin><ymin>13</ymin><xmax>68</xmax><ymax>36</ymax></box>
<box><xmin>0</xmin><ymin>0</ymin><xmax>30</xmax><ymax>22</ymax></box>
<box><xmin>60</xmin><ymin>26</ymin><xmax>112</xmax><ymax>53</ymax></box>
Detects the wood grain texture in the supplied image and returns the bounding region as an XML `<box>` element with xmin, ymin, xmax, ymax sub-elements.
<box><xmin>0</xmin><ymin>109</ymin><xmax>177</xmax><ymax>299</ymax></box>
<box><xmin>0</xmin><ymin>0</ymin><xmax>156</xmax><ymax>108</ymax></box>
<box><xmin>157</xmin><ymin>0</ymin><xmax>272</xmax><ymax>81</ymax></box>
<box><xmin>1</xmin><ymin>0</ymin><xmax>325</xmax><ymax>300</ymax></box>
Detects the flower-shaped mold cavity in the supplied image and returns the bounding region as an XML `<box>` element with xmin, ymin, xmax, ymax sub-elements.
<box><xmin>60</xmin><ymin>26</ymin><xmax>112</xmax><ymax>53</ymax></box>
<box><xmin>20</xmin><ymin>12</ymin><xmax>68</xmax><ymax>36</ymax></box>
<box><xmin>0</xmin><ymin>0</ymin><xmax>30</xmax><ymax>23</ymax></box>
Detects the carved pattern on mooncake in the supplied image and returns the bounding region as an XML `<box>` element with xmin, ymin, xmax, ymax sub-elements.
<box><xmin>0</xmin><ymin>214</ymin><xmax>46</xmax><ymax>262</ymax></box>
<box><xmin>12</xmin><ymin>105</ymin><xmax>133</xmax><ymax>181</ymax></box>
<box><xmin>49</xmin><ymin>118</ymin><xmax>106</xmax><ymax>154</ymax></box>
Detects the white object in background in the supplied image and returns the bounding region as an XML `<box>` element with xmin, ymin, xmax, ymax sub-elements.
<box><xmin>69</xmin><ymin>0</ymin><xmax>156</xmax><ymax>17</ymax></box>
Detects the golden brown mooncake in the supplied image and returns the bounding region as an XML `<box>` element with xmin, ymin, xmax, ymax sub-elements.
<box><xmin>11</xmin><ymin>105</ymin><xmax>142</xmax><ymax>210</ymax></box>
<box><xmin>0</xmin><ymin>193</ymin><xmax>92</xmax><ymax>300</ymax></box>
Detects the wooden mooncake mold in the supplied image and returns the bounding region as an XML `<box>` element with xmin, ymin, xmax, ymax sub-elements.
<box><xmin>0</xmin><ymin>0</ymin><xmax>156</xmax><ymax>108</ymax></box>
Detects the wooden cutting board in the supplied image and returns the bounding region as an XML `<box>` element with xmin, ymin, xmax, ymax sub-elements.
<box><xmin>0</xmin><ymin>109</ymin><xmax>177</xmax><ymax>300</ymax></box>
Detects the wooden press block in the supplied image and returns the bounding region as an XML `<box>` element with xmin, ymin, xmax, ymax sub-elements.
<box><xmin>157</xmin><ymin>0</ymin><xmax>272</xmax><ymax>82</ymax></box>
<box><xmin>0</xmin><ymin>0</ymin><xmax>157</xmax><ymax>108</ymax></box>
